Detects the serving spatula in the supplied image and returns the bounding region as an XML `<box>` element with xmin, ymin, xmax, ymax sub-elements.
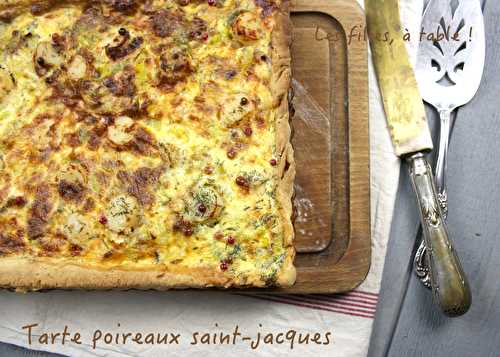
<box><xmin>413</xmin><ymin>0</ymin><xmax>485</xmax><ymax>287</ymax></box>
<box><xmin>365</xmin><ymin>0</ymin><xmax>471</xmax><ymax>316</ymax></box>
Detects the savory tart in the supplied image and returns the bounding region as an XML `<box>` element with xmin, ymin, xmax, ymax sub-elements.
<box><xmin>0</xmin><ymin>0</ymin><xmax>295</xmax><ymax>290</ymax></box>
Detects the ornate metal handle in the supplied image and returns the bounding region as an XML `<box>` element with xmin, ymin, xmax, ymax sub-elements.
<box><xmin>414</xmin><ymin>109</ymin><xmax>452</xmax><ymax>286</ymax></box>
<box><xmin>407</xmin><ymin>153</ymin><xmax>471</xmax><ymax>317</ymax></box>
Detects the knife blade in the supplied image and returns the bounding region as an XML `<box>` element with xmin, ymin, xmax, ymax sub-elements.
<box><xmin>365</xmin><ymin>0</ymin><xmax>432</xmax><ymax>156</ymax></box>
<box><xmin>365</xmin><ymin>0</ymin><xmax>471</xmax><ymax>316</ymax></box>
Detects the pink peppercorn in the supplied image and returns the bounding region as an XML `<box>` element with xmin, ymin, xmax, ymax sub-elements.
<box><xmin>227</xmin><ymin>147</ymin><xmax>237</xmax><ymax>159</ymax></box>
<box><xmin>198</xmin><ymin>203</ymin><xmax>207</xmax><ymax>213</ymax></box>
<box><xmin>99</xmin><ymin>215</ymin><xmax>108</xmax><ymax>225</ymax></box>
<box><xmin>243</xmin><ymin>127</ymin><xmax>253</xmax><ymax>136</ymax></box>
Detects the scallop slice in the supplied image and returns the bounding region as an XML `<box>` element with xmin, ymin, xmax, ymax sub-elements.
<box><xmin>220</xmin><ymin>93</ymin><xmax>255</xmax><ymax>128</ymax></box>
<box><xmin>106</xmin><ymin>194</ymin><xmax>142</xmax><ymax>234</ymax></box>
<box><xmin>185</xmin><ymin>182</ymin><xmax>224</xmax><ymax>223</ymax></box>
<box><xmin>67</xmin><ymin>55</ymin><xmax>87</xmax><ymax>80</ymax></box>
<box><xmin>107</xmin><ymin>116</ymin><xmax>134</xmax><ymax>145</ymax></box>
<box><xmin>64</xmin><ymin>213</ymin><xmax>93</xmax><ymax>241</ymax></box>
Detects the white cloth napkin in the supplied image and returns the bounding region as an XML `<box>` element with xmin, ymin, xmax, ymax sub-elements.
<box><xmin>0</xmin><ymin>1</ymin><xmax>423</xmax><ymax>356</ymax></box>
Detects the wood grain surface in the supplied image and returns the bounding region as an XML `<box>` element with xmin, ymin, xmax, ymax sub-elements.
<box><xmin>274</xmin><ymin>0</ymin><xmax>370</xmax><ymax>294</ymax></box>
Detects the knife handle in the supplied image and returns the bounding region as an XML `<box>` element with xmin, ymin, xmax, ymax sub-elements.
<box><xmin>406</xmin><ymin>153</ymin><xmax>471</xmax><ymax>317</ymax></box>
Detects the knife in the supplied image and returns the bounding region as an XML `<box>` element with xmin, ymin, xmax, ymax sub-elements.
<box><xmin>365</xmin><ymin>0</ymin><xmax>471</xmax><ymax>316</ymax></box>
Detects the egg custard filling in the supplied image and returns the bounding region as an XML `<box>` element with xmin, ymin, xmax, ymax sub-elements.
<box><xmin>0</xmin><ymin>0</ymin><xmax>295</xmax><ymax>290</ymax></box>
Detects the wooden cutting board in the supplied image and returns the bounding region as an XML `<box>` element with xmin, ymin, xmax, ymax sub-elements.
<box><xmin>263</xmin><ymin>0</ymin><xmax>370</xmax><ymax>294</ymax></box>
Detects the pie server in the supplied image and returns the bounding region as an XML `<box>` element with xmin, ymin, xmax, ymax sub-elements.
<box><xmin>413</xmin><ymin>0</ymin><xmax>485</xmax><ymax>288</ymax></box>
<box><xmin>365</xmin><ymin>0</ymin><xmax>471</xmax><ymax>316</ymax></box>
